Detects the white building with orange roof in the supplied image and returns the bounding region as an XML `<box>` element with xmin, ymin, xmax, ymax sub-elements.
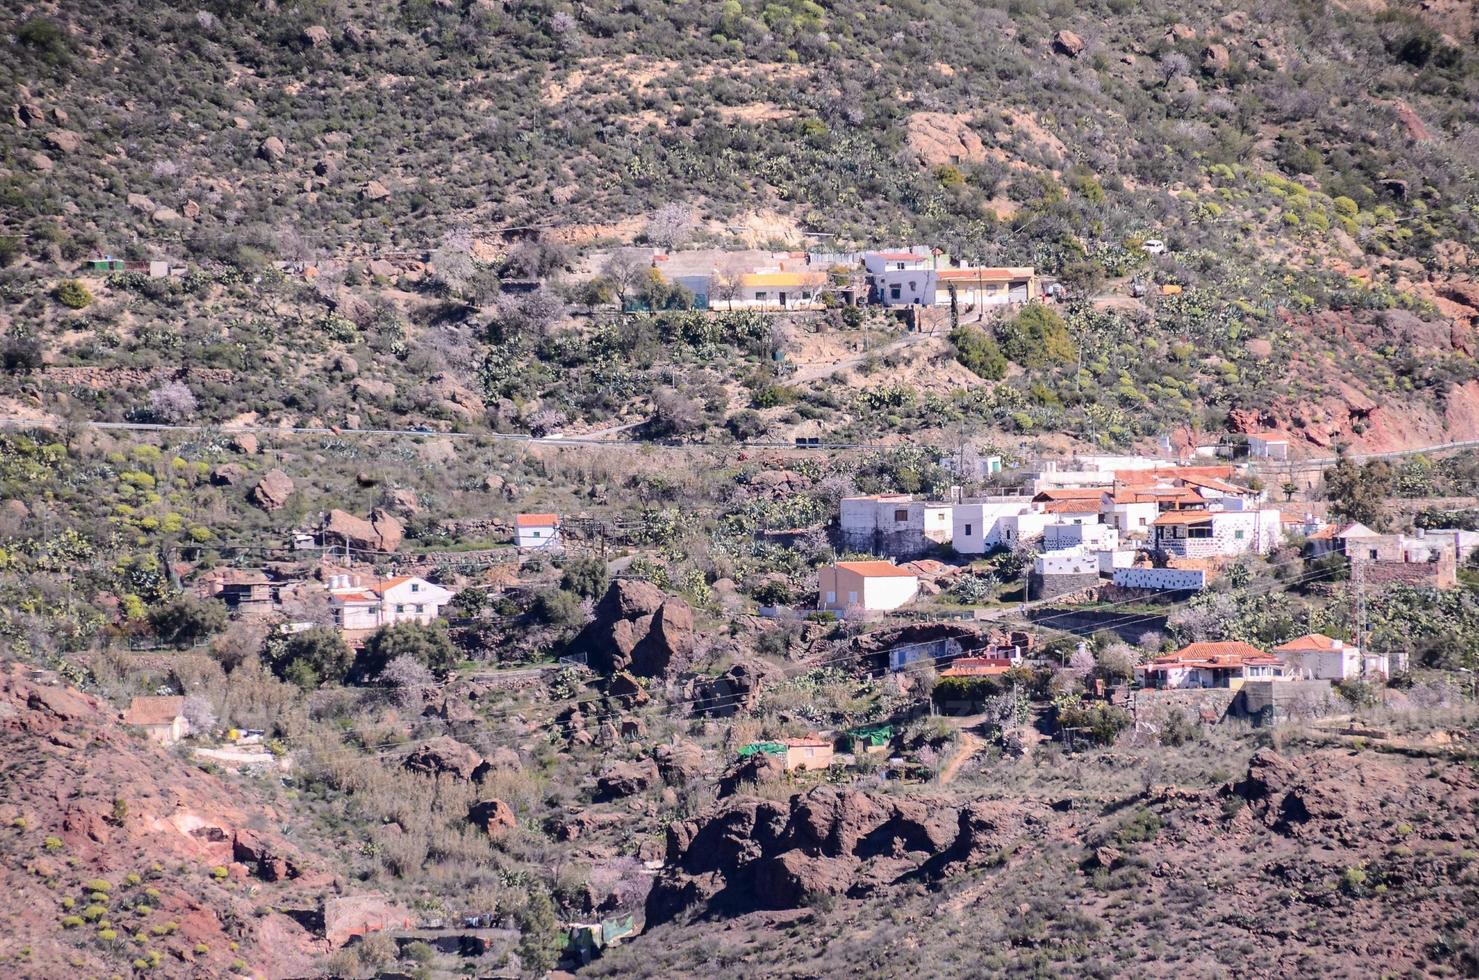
<box><xmin>1272</xmin><ymin>633</ymin><xmax>1388</xmax><ymax>681</ymax></box>
<box><xmin>514</xmin><ymin>513</ymin><xmax>561</xmax><ymax>549</ymax></box>
<box><xmin>933</xmin><ymin>265</ymin><xmax>1038</xmax><ymax>309</ymax></box>
<box><xmin>1152</xmin><ymin>507</ymin><xmax>1284</xmax><ymax>558</ymax></box>
<box><xmin>330</xmin><ymin>575</ymin><xmax>454</xmax><ymax>630</ymax></box>
<box><xmin>818</xmin><ymin>560</ymin><xmax>920</xmax><ymax>613</ymax></box>
<box><xmin>1135</xmin><ymin>641</ymin><xmax>1288</xmax><ymax>690</ymax></box>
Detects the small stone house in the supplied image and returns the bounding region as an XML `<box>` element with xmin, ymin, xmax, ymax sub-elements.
<box><xmin>122</xmin><ymin>696</ymin><xmax>187</xmax><ymax>745</ymax></box>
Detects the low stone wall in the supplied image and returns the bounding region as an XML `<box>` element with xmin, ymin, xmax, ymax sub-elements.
<box><xmin>1030</xmin><ymin>571</ymin><xmax>1101</xmax><ymax>600</ymax></box>
<box><xmin>38</xmin><ymin>365</ymin><xmax>237</xmax><ymax>390</ymax></box>
<box><xmin>1134</xmin><ymin>688</ymin><xmax>1238</xmax><ymax>727</ymax></box>
<box><xmin>1240</xmin><ymin>679</ymin><xmax>1335</xmax><ymax>723</ymax></box>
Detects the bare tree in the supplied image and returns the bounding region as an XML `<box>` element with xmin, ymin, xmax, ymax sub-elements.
<box><xmin>182</xmin><ymin>694</ymin><xmax>217</xmax><ymax>735</ymax></box>
<box><xmin>710</xmin><ymin>271</ymin><xmax>742</xmax><ymax>311</ymax></box>
<box><xmin>602</xmin><ymin>249</ymin><xmax>649</xmax><ymax>309</ymax></box>
<box><xmin>379</xmin><ymin>653</ymin><xmax>433</xmax><ymax>710</ymax></box>
<box><xmin>148</xmin><ymin>381</ymin><xmax>197</xmax><ymax>423</ymax></box>
<box><xmin>430</xmin><ymin>228</ymin><xmax>477</xmax><ymax>298</ymax></box>
<box><xmin>645</xmin><ymin>204</ymin><xmax>696</xmax><ymax>249</ymax></box>
<box><xmin>1159</xmin><ymin>52</ymin><xmax>1191</xmax><ymax>85</ymax></box>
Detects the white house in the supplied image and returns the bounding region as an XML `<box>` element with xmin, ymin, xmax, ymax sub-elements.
<box><xmin>515</xmin><ymin>513</ymin><xmax>561</xmax><ymax>549</ymax></box>
<box><xmin>933</xmin><ymin>266</ymin><xmax>1037</xmax><ymax>309</ymax></box>
<box><xmin>950</xmin><ymin>497</ymin><xmax>1035</xmax><ymax>554</ymax></box>
<box><xmin>818</xmin><ymin>560</ymin><xmax>920</xmax><ymax>613</ymax></box>
<box><xmin>864</xmin><ymin>249</ymin><xmax>935</xmax><ymax>306</ymax></box>
<box><xmin>1247</xmin><ymin>432</ymin><xmax>1291</xmax><ymax>460</ymax></box>
<box><xmin>1272</xmin><ymin>633</ymin><xmax>1387</xmax><ymax>681</ymax></box>
<box><xmin>998</xmin><ymin>511</ymin><xmax>1055</xmax><ymax>548</ymax></box>
<box><xmin>1136</xmin><ymin>642</ymin><xmax>1288</xmax><ymax>690</ymax></box>
<box><xmin>330</xmin><ymin>575</ymin><xmax>454</xmax><ymax>631</ymax></box>
<box><xmin>838</xmin><ymin>495</ymin><xmax>952</xmax><ymax>557</ymax></box>
<box><xmin>1152</xmin><ymin>508</ymin><xmax>1284</xmax><ymax>558</ymax></box>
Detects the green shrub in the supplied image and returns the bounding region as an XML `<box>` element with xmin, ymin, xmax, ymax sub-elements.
<box><xmin>54</xmin><ymin>279</ymin><xmax>93</xmax><ymax>309</ymax></box>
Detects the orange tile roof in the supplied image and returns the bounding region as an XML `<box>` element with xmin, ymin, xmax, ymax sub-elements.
<box><xmin>1307</xmin><ymin>525</ymin><xmax>1338</xmax><ymax>540</ymax></box>
<box><xmin>1177</xmin><ymin>474</ymin><xmax>1254</xmax><ymax>495</ymax></box>
<box><xmin>1040</xmin><ymin>499</ymin><xmax>1103</xmax><ymax>514</ymax></box>
<box><xmin>1153</xmin><ymin>510</ymin><xmax>1216</xmax><ymax>526</ymax></box>
<box><xmin>515</xmin><ymin>513</ymin><xmax>559</xmax><ymax>527</ymax></box>
<box><xmin>330</xmin><ymin>591</ymin><xmax>377</xmax><ymax>603</ymax></box>
<box><xmin>940</xmin><ymin>657</ymin><xmax>1014</xmax><ymax>678</ymax></box>
<box><xmin>1147</xmin><ymin>641</ymin><xmax>1282</xmax><ymax>670</ymax></box>
<box><xmin>835</xmin><ymin>560</ymin><xmax>918</xmax><ymax>578</ymax></box>
<box><xmin>1035</xmin><ymin>488</ymin><xmax>1110</xmax><ymax>500</ymax></box>
<box><xmin>1115</xmin><ymin>465</ymin><xmax>1235</xmax><ymax>487</ymax></box>
<box><xmin>122</xmin><ymin>696</ymin><xmax>185</xmax><ymax>727</ymax></box>
<box><xmin>936</xmin><ymin>266</ymin><xmax>1034</xmax><ymax>281</ymax></box>
<box><xmin>1273</xmin><ymin>633</ymin><xmax>1347</xmax><ymax>652</ymax></box>
<box><xmin>371</xmin><ymin>575</ymin><xmax>412</xmax><ymax>594</ymax></box>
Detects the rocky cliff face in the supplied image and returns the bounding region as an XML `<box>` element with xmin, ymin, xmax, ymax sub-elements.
<box><xmin>648</xmin><ymin>785</ymin><xmax>1046</xmax><ymax>923</ymax></box>
<box><xmin>0</xmin><ymin>665</ymin><xmax>334</xmax><ymax>979</ymax></box>
<box><xmin>572</xmin><ymin>579</ymin><xmax>696</xmax><ymax>677</ymax></box>
<box><xmin>646</xmin><ymin>744</ymin><xmax>1479</xmax><ymax>980</ymax></box>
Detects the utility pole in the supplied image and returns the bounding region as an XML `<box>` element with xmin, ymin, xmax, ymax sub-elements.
<box><xmin>1352</xmin><ymin>556</ymin><xmax>1367</xmax><ymax>675</ymax></box>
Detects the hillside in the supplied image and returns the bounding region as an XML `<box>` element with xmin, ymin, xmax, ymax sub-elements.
<box><xmin>1</xmin><ymin>0</ymin><xmax>1477</xmax><ymax>457</ymax></box>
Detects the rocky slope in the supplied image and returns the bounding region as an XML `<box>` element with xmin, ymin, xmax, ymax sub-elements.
<box><xmin>618</xmin><ymin>743</ymin><xmax>1479</xmax><ymax>977</ymax></box>
<box><xmin>0</xmin><ymin>664</ymin><xmax>336</xmax><ymax>979</ymax></box>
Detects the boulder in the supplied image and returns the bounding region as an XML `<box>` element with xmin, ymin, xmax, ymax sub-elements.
<box><xmin>367</xmin><ymin>258</ymin><xmax>397</xmax><ymax>277</ymax></box>
<box><xmin>791</xmin><ymin>787</ymin><xmax>888</xmax><ymax>858</ymax></box>
<box><xmin>233</xmin><ymin>827</ymin><xmax>298</xmax><ymax>881</ymax></box>
<box><xmin>302</xmin><ymin>24</ymin><xmax>331</xmax><ymax>47</ymax></box>
<box><xmin>127</xmin><ymin>192</ymin><xmax>156</xmax><ymax>212</ymax></box>
<box><xmin>151</xmin><ymin>207</ymin><xmax>181</xmax><ymax>224</ymax></box>
<box><xmin>352</xmin><ymin>377</ymin><xmax>395</xmax><ymax>401</ymax></box>
<box><xmin>468</xmin><ymin>798</ymin><xmax>517</xmax><ymax>836</ymax></box>
<box><xmin>211</xmin><ymin>463</ymin><xmax>247</xmax><ymax>486</ymax></box>
<box><xmin>44</xmin><ymin>130</ymin><xmax>81</xmax><ymax>154</ymax></box>
<box><xmin>362</xmin><ymin>179</ymin><xmax>391</xmax><ymax>201</ymax></box>
<box><xmin>403</xmin><ymin>736</ymin><xmax>487</xmax><ymax>781</ymax></box>
<box><xmin>1052</xmin><ymin>29</ymin><xmax>1085</xmax><ymax>57</ymax></box>
<box><xmin>183</xmin><ymin>199</ymin><xmax>201</xmax><ymax>219</ymax></box>
<box><xmin>14</xmin><ymin>103</ymin><xmax>45</xmax><ymax>127</ymax></box>
<box><xmin>653</xmin><ymin>741</ymin><xmax>706</xmax><ymax>787</ymax></box>
<box><xmin>753</xmin><ymin>851</ymin><xmax>856</xmax><ymax>908</ymax></box>
<box><xmin>257</xmin><ymin>136</ymin><xmax>286</xmax><ymax>163</ymax></box>
<box><xmin>632</xmin><ymin>599</ymin><xmax>694</xmax><ymax>676</ymax></box>
<box><xmin>1165</xmin><ymin>22</ymin><xmax>1196</xmax><ymax>41</ymax></box>
<box><xmin>607</xmin><ymin>670</ymin><xmax>649</xmax><ymax>707</ymax></box>
<box><xmin>250</xmin><ymin>468</ymin><xmax>295</xmax><ymax>512</ymax></box>
<box><xmin>323</xmin><ymin>508</ymin><xmax>403</xmax><ymax>553</ymax></box>
<box><xmin>332</xmin><ymin>353</ymin><xmax>359</xmax><ymax>377</ymax></box>
<box><xmin>1200</xmin><ymin>43</ymin><xmax>1230</xmax><ymax>74</ymax></box>
<box><xmin>597</xmin><ymin>757</ymin><xmax>660</xmax><ymax>799</ymax></box>
<box><xmin>599</xmin><ymin>579</ymin><xmax>666</xmax><ymax>621</ymax></box>
<box><xmin>385</xmin><ymin>488</ymin><xmax>420</xmax><ymax>516</ymax></box>
<box><xmin>230</xmin><ymin>433</ymin><xmax>259</xmax><ymax>455</ymax></box>
<box><xmin>28</xmin><ymin>152</ymin><xmax>53</xmax><ymax>172</ymax></box>
<box><xmin>313</xmin><ymin>158</ymin><xmax>337</xmax><ymax>178</ymax></box>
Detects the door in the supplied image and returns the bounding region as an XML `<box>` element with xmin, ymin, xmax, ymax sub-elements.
<box><xmin>779</xmin><ymin>292</ymin><xmax>788</xmax><ymax>307</ymax></box>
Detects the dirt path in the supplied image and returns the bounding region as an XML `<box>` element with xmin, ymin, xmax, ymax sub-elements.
<box><xmin>787</xmin><ymin>331</ymin><xmax>932</xmax><ymax>383</ymax></box>
<box><xmin>939</xmin><ymin>729</ymin><xmax>983</xmax><ymax>785</ymax></box>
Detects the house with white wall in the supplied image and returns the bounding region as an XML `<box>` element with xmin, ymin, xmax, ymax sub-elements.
<box><xmin>1247</xmin><ymin>432</ymin><xmax>1290</xmax><ymax>460</ymax></box>
<box><xmin>1152</xmin><ymin>508</ymin><xmax>1284</xmax><ymax>558</ymax></box>
<box><xmin>838</xmin><ymin>495</ymin><xmax>952</xmax><ymax>557</ymax></box>
<box><xmin>864</xmin><ymin>249</ymin><xmax>935</xmax><ymax>306</ymax></box>
<box><xmin>330</xmin><ymin>575</ymin><xmax>454</xmax><ymax>631</ymax></box>
<box><xmin>933</xmin><ymin>266</ymin><xmax>1037</xmax><ymax>309</ymax></box>
<box><xmin>1135</xmin><ymin>641</ymin><xmax>1287</xmax><ymax>690</ymax></box>
<box><xmin>1272</xmin><ymin>633</ymin><xmax>1386</xmax><ymax>680</ymax></box>
<box><xmin>951</xmin><ymin>497</ymin><xmax>1035</xmax><ymax>555</ymax></box>
<box><xmin>515</xmin><ymin>513</ymin><xmax>561</xmax><ymax>549</ymax></box>
<box><xmin>818</xmin><ymin>561</ymin><xmax>919</xmax><ymax>613</ymax></box>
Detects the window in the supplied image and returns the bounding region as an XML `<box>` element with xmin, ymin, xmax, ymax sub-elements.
<box><xmin>1368</xmin><ymin>549</ymin><xmax>1378</xmax><ymax>560</ymax></box>
<box><xmin>801</xmin><ymin>291</ymin><xmax>812</xmax><ymax>300</ymax></box>
<box><xmin>414</xmin><ymin>604</ymin><xmax>423</xmax><ymax>614</ymax></box>
<box><xmin>1139</xmin><ymin>517</ymin><xmax>1147</xmax><ymax>526</ymax></box>
<box><xmin>895</xmin><ymin>262</ymin><xmax>905</xmax><ymax>270</ymax></box>
<box><xmin>964</xmin><ymin>523</ymin><xmax>973</xmax><ymax>536</ymax></box>
<box><xmin>825</xmin><ymin>591</ymin><xmax>836</xmax><ymax>604</ymax></box>
<box><xmin>396</xmin><ymin>604</ymin><xmax>406</xmax><ymax>613</ymax></box>
<box><xmin>894</xmin><ymin>508</ymin><xmax>909</xmax><ymax>522</ymax></box>
<box><xmin>531</xmin><ymin>530</ymin><xmax>541</xmax><ymax>538</ymax></box>
<box><xmin>1234</xmin><ymin>529</ymin><xmax>1245</xmax><ymax>540</ymax></box>
<box><xmin>847</xmin><ymin>591</ymin><xmax>858</xmax><ymax>605</ymax></box>
<box><xmin>908</xmin><ymin>280</ymin><xmax>916</xmax><ymax>292</ymax></box>
<box><xmin>755</xmin><ymin>291</ymin><xmax>768</xmax><ymax>300</ymax></box>
<box><xmin>411</xmin><ymin>582</ymin><xmax>420</xmax><ymax>592</ymax></box>
<box><xmin>890</xmin><ymin>284</ymin><xmax>901</xmax><ymax>300</ymax></box>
